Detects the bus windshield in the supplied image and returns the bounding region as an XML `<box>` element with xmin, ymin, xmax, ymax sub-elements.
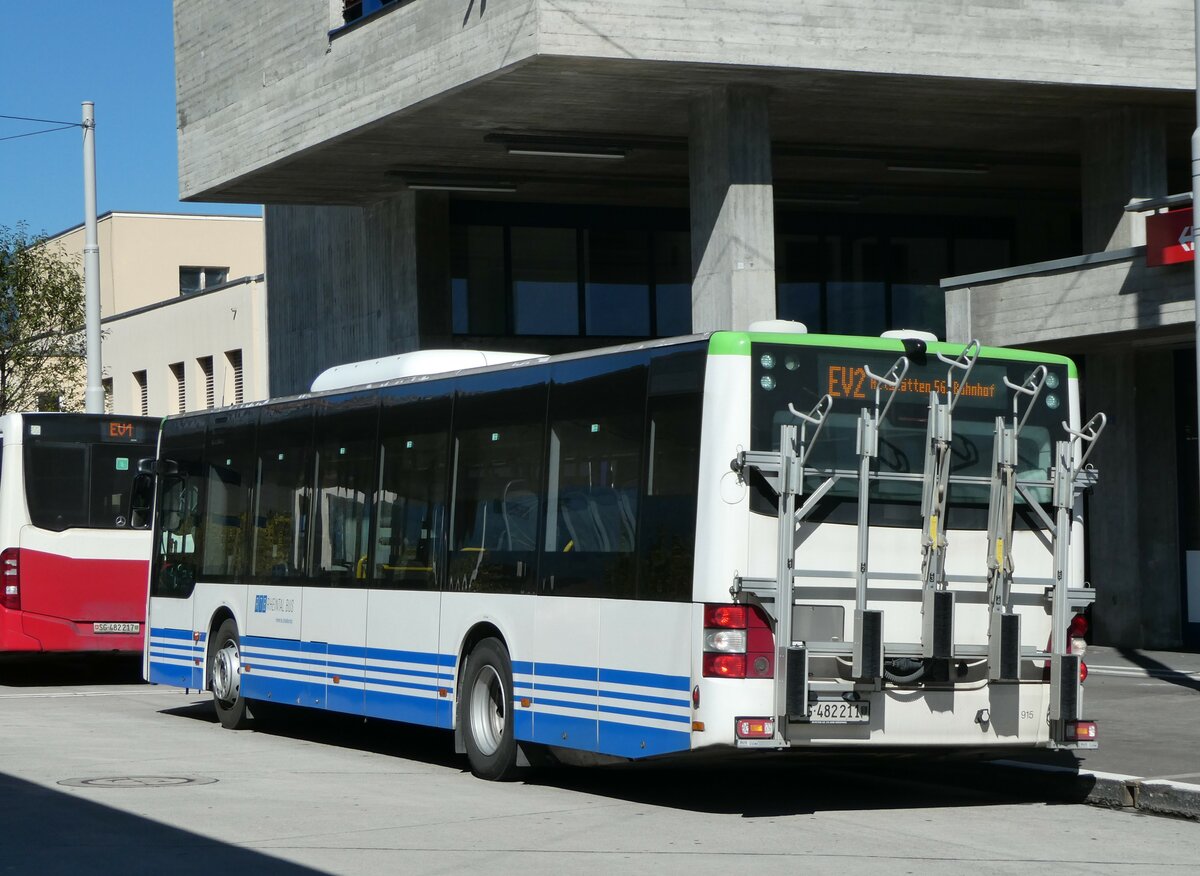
<box><xmin>749</xmin><ymin>343</ymin><xmax>1069</xmax><ymax>529</ymax></box>
<box><xmin>22</xmin><ymin>415</ymin><xmax>158</xmax><ymax>531</ymax></box>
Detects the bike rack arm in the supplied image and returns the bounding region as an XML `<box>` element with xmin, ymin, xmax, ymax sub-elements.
<box><xmin>863</xmin><ymin>356</ymin><xmax>911</xmax><ymax>424</ymax></box>
<box><xmin>1003</xmin><ymin>365</ymin><xmax>1048</xmax><ymax>435</ymax></box>
<box><xmin>1062</xmin><ymin>412</ymin><xmax>1107</xmax><ymax>471</ymax></box>
<box><xmin>936</xmin><ymin>338</ymin><xmax>982</xmax><ymax>412</ymax></box>
<box><xmin>787</xmin><ymin>394</ymin><xmax>834</xmax><ymax>467</ymax></box>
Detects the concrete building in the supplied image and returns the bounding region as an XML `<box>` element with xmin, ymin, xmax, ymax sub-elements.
<box><xmin>44</xmin><ymin>212</ymin><xmax>267</xmax><ymax>416</ymax></box>
<box><xmin>171</xmin><ymin>1</ymin><xmax>1198</xmax><ymax>649</ymax></box>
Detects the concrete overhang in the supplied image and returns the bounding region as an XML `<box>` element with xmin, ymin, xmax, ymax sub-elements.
<box><xmin>942</xmin><ymin>249</ymin><xmax>1197</xmax><ymax>352</ymax></box>
<box><xmin>175</xmin><ymin>1</ymin><xmax>1195</xmax><ymax>208</ymax></box>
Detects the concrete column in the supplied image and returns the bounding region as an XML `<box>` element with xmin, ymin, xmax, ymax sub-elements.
<box><xmin>689</xmin><ymin>85</ymin><xmax>776</xmax><ymax>332</ymax></box>
<box><xmin>1085</xmin><ymin>348</ymin><xmax>1182</xmax><ymax>648</ymax></box>
<box><xmin>1081</xmin><ymin>107</ymin><xmax>1167</xmax><ymax>253</ymax></box>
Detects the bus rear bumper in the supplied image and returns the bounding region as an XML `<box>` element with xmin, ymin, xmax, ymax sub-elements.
<box><xmin>1</xmin><ymin>609</ymin><xmax>143</xmax><ymax>653</ymax></box>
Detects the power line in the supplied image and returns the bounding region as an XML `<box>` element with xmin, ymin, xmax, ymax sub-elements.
<box><xmin>0</xmin><ymin>124</ymin><xmax>77</xmax><ymax>143</ymax></box>
<box><xmin>0</xmin><ymin>113</ymin><xmax>82</xmax><ymax>127</ymax></box>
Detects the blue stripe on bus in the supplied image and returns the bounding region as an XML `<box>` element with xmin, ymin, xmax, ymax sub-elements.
<box><xmin>534</xmin><ymin>662</ymin><xmax>600</xmax><ymax>682</ymax></box>
<box><xmin>599</xmin><ymin>667</ymin><xmax>691</xmax><ymax>692</ymax></box>
<box><xmin>150</xmin><ymin>627</ymin><xmax>195</xmax><ymax>641</ymax></box>
<box><xmin>598</xmin><ymin>702</ymin><xmax>691</xmax><ymax>724</ymax></box>
<box><xmin>598</xmin><ymin>720</ymin><xmax>690</xmax><ymax>758</ymax></box>
<box><xmin>598</xmin><ymin>689</ymin><xmax>690</xmax><ymax>708</ymax></box>
<box><xmin>151</xmin><ymin>627</ymin><xmax>692</xmax><ymax>761</ymax></box>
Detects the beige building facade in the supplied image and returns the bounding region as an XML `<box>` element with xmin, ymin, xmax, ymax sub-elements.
<box><xmin>42</xmin><ymin>211</ymin><xmax>268</xmax><ymax>416</ymax></box>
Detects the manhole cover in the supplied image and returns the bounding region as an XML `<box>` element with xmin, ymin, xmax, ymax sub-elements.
<box><xmin>58</xmin><ymin>776</ymin><xmax>218</xmax><ymax>788</ymax></box>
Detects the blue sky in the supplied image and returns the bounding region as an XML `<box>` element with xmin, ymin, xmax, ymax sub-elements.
<box><xmin>0</xmin><ymin>2</ymin><xmax>260</xmax><ymax>238</ymax></box>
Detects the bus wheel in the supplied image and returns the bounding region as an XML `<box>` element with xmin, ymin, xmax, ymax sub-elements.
<box><xmin>461</xmin><ymin>638</ymin><xmax>518</xmax><ymax>781</ymax></box>
<box><xmin>210</xmin><ymin>619</ymin><xmax>251</xmax><ymax>730</ymax></box>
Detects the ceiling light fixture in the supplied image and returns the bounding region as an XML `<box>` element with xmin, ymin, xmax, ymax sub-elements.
<box><xmin>507</xmin><ymin>146</ymin><xmax>626</xmax><ymax>160</ymax></box>
<box><xmin>406</xmin><ymin>182</ymin><xmax>517</xmax><ymax>193</ymax></box>
<box><xmin>886</xmin><ymin>163</ymin><xmax>989</xmax><ymax>175</ymax></box>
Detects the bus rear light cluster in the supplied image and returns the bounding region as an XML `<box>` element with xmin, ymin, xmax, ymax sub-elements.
<box><xmin>1</xmin><ymin>548</ymin><xmax>20</xmax><ymax>611</ymax></box>
<box><xmin>702</xmin><ymin>603</ymin><xmax>774</xmax><ymax>679</ymax></box>
<box><xmin>735</xmin><ymin>717</ymin><xmax>775</xmax><ymax>739</ymax></box>
<box><xmin>1063</xmin><ymin>720</ymin><xmax>1097</xmax><ymax>742</ymax></box>
<box><xmin>1069</xmin><ymin>614</ymin><xmax>1089</xmax><ymax>657</ymax></box>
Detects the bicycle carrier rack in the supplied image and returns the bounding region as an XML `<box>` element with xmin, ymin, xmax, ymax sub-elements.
<box><xmin>730</xmin><ymin>341</ymin><xmax>1106</xmax><ymax>745</ymax></box>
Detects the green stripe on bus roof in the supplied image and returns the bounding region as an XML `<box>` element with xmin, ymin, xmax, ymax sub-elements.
<box><xmin>707</xmin><ymin>332</ymin><xmax>1078</xmax><ymax>378</ymax></box>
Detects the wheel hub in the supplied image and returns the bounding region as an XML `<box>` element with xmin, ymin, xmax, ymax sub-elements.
<box><xmin>212</xmin><ymin>641</ymin><xmax>241</xmax><ymax>703</ymax></box>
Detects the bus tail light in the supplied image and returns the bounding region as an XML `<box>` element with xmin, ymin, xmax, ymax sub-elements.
<box><xmin>1069</xmin><ymin>614</ymin><xmax>1089</xmax><ymax>657</ymax></box>
<box><xmin>1063</xmin><ymin>720</ymin><xmax>1097</xmax><ymax>743</ymax></box>
<box><xmin>702</xmin><ymin>603</ymin><xmax>775</xmax><ymax>679</ymax></box>
<box><xmin>736</xmin><ymin>717</ymin><xmax>776</xmax><ymax>739</ymax></box>
<box><xmin>1</xmin><ymin>548</ymin><xmax>20</xmax><ymax>611</ymax></box>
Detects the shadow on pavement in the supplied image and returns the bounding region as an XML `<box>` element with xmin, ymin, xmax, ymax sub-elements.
<box><xmin>0</xmin><ymin>772</ymin><xmax>325</xmax><ymax>876</ymax></box>
<box><xmin>160</xmin><ymin>697</ymin><xmax>1095</xmax><ymax>817</ymax></box>
<box><xmin>0</xmin><ymin>654</ymin><xmax>144</xmax><ymax>687</ymax></box>
<box><xmin>1117</xmin><ymin>648</ymin><xmax>1200</xmax><ymax>692</ymax></box>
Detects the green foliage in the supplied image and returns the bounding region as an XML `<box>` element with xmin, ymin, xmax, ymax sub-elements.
<box><xmin>0</xmin><ymin>223</ymin><xmax>86</xmax><ymax>413</ymax></box>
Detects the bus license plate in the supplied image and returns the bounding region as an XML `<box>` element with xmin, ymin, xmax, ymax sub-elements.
<box><xmin>93</xmin><ymin>623</ymin><xmax>140</xmax><ymax>634</ymax></box>
<box><xmin>808</xmin><ymin>698</ymin><xmax>870</xmax><ymax>724</ymax></box>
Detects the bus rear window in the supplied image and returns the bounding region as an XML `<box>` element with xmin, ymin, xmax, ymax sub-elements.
<box><xmin>24</xmin><ymin>426</ymin><xmax>157</xmax><ymax>531</ymax></box>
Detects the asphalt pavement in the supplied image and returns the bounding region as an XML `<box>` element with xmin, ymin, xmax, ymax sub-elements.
<box><xmin>994</xmin><ymin>644</ymin><xmax>1200</xmax><ymax>820</ymax></box>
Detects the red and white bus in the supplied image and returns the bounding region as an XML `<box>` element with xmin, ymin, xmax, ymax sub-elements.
<box><xmin>0</xmin><ymin>413</ymin><xmax>158</xmax><ymax>654</ymax></box>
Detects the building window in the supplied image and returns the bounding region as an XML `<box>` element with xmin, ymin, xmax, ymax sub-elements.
<box><xmin>199</xmin><ymin>356</ymin><xmax>215</xmax><ymax>409</ymax></box>
<box><xmin>169</xmin><ymin>362</ymin><xmax>185</xmax><ymax>413</ymax></box>
<box><xmin>225</xmin><ymin>349</ymin><xmax>244</xmax><ymax>405</ymax></box>
<box><xmin>774</xmin><ymin>214</ymin><xmax>1013</xmax><ymax>339</ymax></box>
<box><xmin>179</xmin><ymin>266</ymin><xmax>229</xmax><ymax>296</ymax></box>
<box><xmin>133</xmin><ymin>370</ymin><xmax>148</xmax><ymax>416</ymax></box>
<box><xmin>449</xmin><ymin>204</ymin><xmax>693</xmax><ymax>340</ymax></box>
<box><xmin>101</xmin><ymin>377</ymin><xmax>113</xmax><ymax>414</ymax></box>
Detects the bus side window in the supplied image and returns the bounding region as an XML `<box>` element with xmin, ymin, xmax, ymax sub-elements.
<box><xmin>637</xmin><ymin>349</ymin><xmax>704</xmax><ymax>602</ymax></box>
<box><xmin>253</xmin><ymin>403</ymin><xmax>314</xmax><ymax>580</ymax></box>
<box><xmin>312</xmin><ymin>394</ymin><xmax>379</xmax><ymax>586</ymax></box>
<box><xmin>202</xmin><ymin>412</ymin><xmax>256</xmax><ymax>580</ymax></box>
<box><xmin>449</xmin><ymin>379</ymin><xmax>546</xmax><ymax>594</ymax></box>
<box><xmin>375</xmin><ymin>393</ymin><xmax>451</xmax><ymax>590</ymax></box>
<box><xmin>541</xmin><ymin>356</ymin><xmax>647</xmax><ymax>599</ymax></box>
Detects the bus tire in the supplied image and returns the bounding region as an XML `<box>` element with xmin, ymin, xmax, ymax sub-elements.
<box><xmin>210</xmin><ymin>619</ymin><xmax>251</xmax><ymax>730</ymax></box>
<box><xmin>461</xmin><ymin>638</ymin><xmax>519</xmax><ymax>781</ymax></box>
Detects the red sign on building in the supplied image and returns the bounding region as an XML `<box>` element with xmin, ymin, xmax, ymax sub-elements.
<box><xmin>1146</xmin><ymin>207</ymin><xmax>1194</xmax><ymax>267</ymax></box>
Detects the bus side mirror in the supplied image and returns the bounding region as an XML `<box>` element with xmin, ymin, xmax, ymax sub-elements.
<box><xmin>129</xmin><ymin>473</ymin><xmax>154</xmax><ymax>529</ymax></box>
<box><xmin>138</xmin><ymin>458</ymin><xmax>180</xmax><ymax>476</ymax></box>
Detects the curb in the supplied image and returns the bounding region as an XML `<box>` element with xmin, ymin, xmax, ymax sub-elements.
<box><xmin>992</xmin><ymin>760</ymin><xmax>1200</xmax><ymax>820</ymax></box>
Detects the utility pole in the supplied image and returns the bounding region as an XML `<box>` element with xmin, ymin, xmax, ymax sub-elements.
<box><xmin>1194</xmin><ymin>5</ymin><xmax>1200</xmax><ymax>476</ymax></box>
<box><xmin>82</xmin><ymin>101</ymin><xmax>103</xmax><ymax>414</ymax></box>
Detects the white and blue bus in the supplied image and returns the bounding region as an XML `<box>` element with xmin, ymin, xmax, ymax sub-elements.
<box><xmin>142</xmin><ymin>328</ymin><xmax>1102</xmax><ymax>779</ymax></box>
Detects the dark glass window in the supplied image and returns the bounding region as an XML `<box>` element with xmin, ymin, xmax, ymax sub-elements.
<box><xmin>653</xmin><ymin>231</ymin><xmax>692</xmax><ymax>337</ymax></box>
<box><xmin>749</xmin><ymin>343</ymin><xmax>1065</xmax><ymax>530</ymax></box>
<box><xmin>777</xmin><ymin>234</ymin><xmax>822</xmax><ymax>330</ymax></box>
<box><xmin>585</xmin><ymin>230</ymin><xmax>650</xmax><ymax>336</ymax></box>
<box><xmin>152</xmin><ymin>416</ymin><xmax>207</xmax><ymax>599</ymax></box>
<box><xmin>23</xmin><ymin>416</ymin><xmax>157</xmax><ymax>531</ymax></box>
<box><xmin>637</xmin><ymin>348</ymin><xmax>705</xmax><ymax>602</ymax></box>
<box><xmin>541</xmin><ymin>356</ymin><xmax>647</xmax><ymax>598</ymax></box>
<box><xmin>253</xmin><ymin>403</ymin><xmax>314</xmax><ymax>579</ymax></box>
<box><xmin>827</xmin><ymin>236</ymin><xmax>885</xmax><ymax>336</ymax></box>
<box><xmin>449</xmin><ymin>205</ymin><xmax>693</xmax><ymax>340</ymax></box>
<box><xmin>449</xmin><ymin>376</ymin><xmax>547</xmax><ymax>593</ymax></box>
<box><xmin>512</xmin><ymin>227</ymin><xmax>579</xmax><ymax>335</ymax></box>
<box><xmin>312</xmin><ymin>395</ymin><xmax>379</xmax><ymax>586</ymax></box>
<box><xmin>890</xmin><ymin>237</ymin><xmax>950</xmax><ymax>338</ymax></box>
<box><xmin>376</xmin><ymin>391</ymin><xmax>452</xmax><ymax>590</ymax></box>
<box><xmin>202</xmin><ymin>410</ymin><xmax>256</xmax><ymax>579</ymax></box>
<box><xmin>451</xmin><ymin>225</ymin><xmax>506</xmax><ymax>335</ymax></box>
